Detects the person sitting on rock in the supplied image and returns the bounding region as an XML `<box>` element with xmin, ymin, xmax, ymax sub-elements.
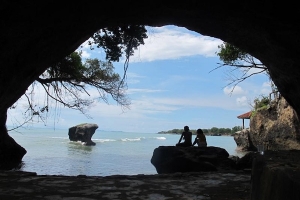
<box><xmin>192</xmin><ymin>128</ymin><xmax>207</xmax><ymax>147</ymax></box>
<box><xmin>176</xmin><ymin>126</ymin><xmax>192</xmax><ymax>147</ymax></box>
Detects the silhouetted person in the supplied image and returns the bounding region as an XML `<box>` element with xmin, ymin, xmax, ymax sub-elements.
<box><xmin>176</xmin><ymin>126</ymin><xmax>192</xmax><ymax>147</ymax></box>
<box><xmin>192</xmin><ymin>128</ymin><xmax>207</xmax><ymax>147</ymax></box>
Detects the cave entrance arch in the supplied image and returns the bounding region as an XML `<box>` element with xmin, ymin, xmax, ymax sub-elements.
<box><xmin>1</xmin><ymin>1</ymin><xmax>300</xmax><ymax>173</ymax></box>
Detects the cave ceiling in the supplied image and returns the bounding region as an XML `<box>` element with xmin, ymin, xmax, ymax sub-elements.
<box><xmin>1</xmin><ymin>1</ymin><xmax>300</xmax><ymax>117</ymax></box>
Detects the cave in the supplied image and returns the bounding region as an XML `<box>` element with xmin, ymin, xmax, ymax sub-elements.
<box><xmin>1</xmin><ymin>1</ymin><xmax>300</xmax><ymax>199</ymax></box>
<box><xmin>1</xmin><ymin>2</ymin><xmax>300</xmax><ymax>120</ymax></box>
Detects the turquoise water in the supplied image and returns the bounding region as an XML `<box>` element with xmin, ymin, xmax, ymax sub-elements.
<box><xmin>9</xmin><ymin>128</ymin><xmax>243</xmax><ymax>176</ymax></box>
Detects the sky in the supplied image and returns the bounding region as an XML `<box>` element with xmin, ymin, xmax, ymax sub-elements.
<box><xmin>7</xmin><ymin>25</ymin><xmax>271</xmax><ymax>133</ymax></box>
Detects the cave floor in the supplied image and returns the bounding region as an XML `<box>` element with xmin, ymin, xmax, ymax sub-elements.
<box><xmin>0</xmin><ymin>170</ymin><xmax>251</xmax><ymax>200</ymax></box>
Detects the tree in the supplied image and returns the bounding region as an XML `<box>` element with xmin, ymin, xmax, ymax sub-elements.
<box><xmin>90</xmin><ymin>25</ymin><xmax>148</xmax><ymax>62</ymax></box>
<box><xmin>210</xmin><ymin>127</ymin><xmax>219</xmax><ymax>134</ymax></box>
<box><xmin>231</xmin><ymin>126</ymin><xmax>243</xmax><ymax>133</ymax></box>
<box><xmin>217</xmin><ymin>128</ymin><xmax>231</xmax><ymax>135</ymax></box>
<box><xmin>8</xmin><ymin>25</ymin><xmax>148</xmax><ymax>130</ymax></box>
<box><xmin>202</xmin><ymin>129</ymin><xmax>210</xmax><ymax>134</ymax></box>
<box><xmin>89</xmin><ymin>25</ymin><xmax>148</xmax><ymax>88</ymax></box>
<box><xmin>214</xmin><ymin>42</ymin><xmax>280</xmax><ymax>112</ymax></box>
<box><xmin>253</xmin><ymin>95</ymin><xmax>270</xmax><ymax>110</ymax></box>
<box><xmin>214</xmin><ymin>42</ymin><xmax>275</xmax><ymax>94</ymax></box>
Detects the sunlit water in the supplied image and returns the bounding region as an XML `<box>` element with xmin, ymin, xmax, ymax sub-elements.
<box><xmin>9</xmin><ymin>128</ymin><xmax>245</xmax><ymax>176</ymax></box>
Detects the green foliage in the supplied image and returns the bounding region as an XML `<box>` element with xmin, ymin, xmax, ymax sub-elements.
<box><xmin>215</xmin><ymin>42</ymin><xmax>270</xmax><ymax>97</ymax></box>
<box><xmin>254</xmin><ymin>95</ymin><xmax>270</xmax><ymax>110</ymax></box>
<box><xmin>202</xmin><ymin>129</ymin><xmax>209</xmax><ymax>134</ymax></box>
<box><xmin>90</xmin><ymin>25</ymin><xmax>148</xmax><ymax>62</ymax></box>
<box><xmin>160</xmin><ymin>127</ymin><xmax>238</xmax><ymax>135</ymax></box>
<box><xmin>231</xmin><ymin>126</ymin><xmax>243</xmax><ymax>133</ymax></box>
<box><xmin>36</xmin><ymin>51</ymin><xmax>129</xmax><ymax>116</ymax></box>
<box><xmin>210</xmin><ymin>127</ymin><xmax>219</xmax><ymax>134</ymax></box>
<box><xmin>249</xmin><ymin>95</ymin><xmax>271</xmax><ymax>118</ymax></box>
<box><xmin>216</xmin><ymin>42</ymin><xmax>248</xmax><ymax>65</ymax></box>
<box><xmin>170</xmin><ymin>129</ymin><xmax>182</xmax><ymax>134</ymax></box>
<box><xmin>83</xmin><ymin>59</ymin><xmax>121</xmax><ymax>85</ymax></box>
<box><xmin>45</xmin><ymin>52</ymin><xmax>85</xmax><ymax>81</ymax></box>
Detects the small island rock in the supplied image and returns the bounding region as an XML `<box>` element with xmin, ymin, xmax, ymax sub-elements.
<box><xmin>68</xmin><ymin>123</ymin><xmax>98</xmax><ymax>146</ymax></box>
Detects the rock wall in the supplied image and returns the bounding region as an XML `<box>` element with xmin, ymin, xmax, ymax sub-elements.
<box><xmin>251</xmin><ymin>150</ymin><xmax>300</xmax><ymax>200</ymax></box>
<box><xmin>234</xmin><ymin>129</ymin><xmax>257</xmax><ymax>151</ymax></box>
<box><xmin>249</xmin><ymin>96</ymin><xmax>300</xmax><ymax>150</ymax></box>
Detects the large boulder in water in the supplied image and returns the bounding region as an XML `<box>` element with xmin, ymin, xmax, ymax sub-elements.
<box><xmin>68</xmin><ymin>123</ymin><xmax>98</xmax><ymax>146</ymax></box>
<box><xmin>151</xmin><ymin>146</ymin><xmax>236</xmax><ymax>174</ymax></box>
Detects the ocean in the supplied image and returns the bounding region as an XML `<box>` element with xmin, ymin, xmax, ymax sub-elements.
<box><xmin>9</xmin><ymin>128</ymin><xmax>244</xmax><ymax>177</ymax></box>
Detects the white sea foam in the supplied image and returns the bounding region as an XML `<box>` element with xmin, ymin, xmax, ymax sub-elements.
<box><xmin>93</xmin><ymin>138</ymin><xmax>116</xmax><ymax>142</ymax></box>
<box><xmin>50</xmin><ymin>136</ymin><xmax>68</xmax><ymax>139</ymax></box>
<box><xmin>121</xmin><ymin>138</ymin><xmax>141</xmax><ymax>142</ymax></box>
<box><xmin>69</xmin><ymin>141</ymin><xmax>86</xmax><ymax>145</ymax></box>
<box><xmin>155</xmin><ymin>137</ymin><xmax>166</xmax><ymax>140</ymax></box>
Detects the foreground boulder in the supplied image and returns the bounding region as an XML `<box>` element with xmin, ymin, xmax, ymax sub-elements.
<box><xmin>151</xmin><ymin>146</ymin><xmax>236</xmax><ymax>174</ymax></box>
<box><xmin>251</xmin><ymin>150</ymin><xmax>300</xmax><ymax>200</ymax></box>
<box><xmin>68</xmin><ymin>123</ymin><xmax>98</xmax><ymax>146</ymax></box>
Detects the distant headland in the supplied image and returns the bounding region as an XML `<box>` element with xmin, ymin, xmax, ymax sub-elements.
<box><xmin>157</xmin><ymin>126</ymin><xmax>244</xmax><ymax>136</ymax></box>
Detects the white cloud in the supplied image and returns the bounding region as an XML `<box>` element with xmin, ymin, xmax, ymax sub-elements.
<box><xmin>259</xmin><ymin>81</ymin><xmax>272</xmax><ymax>96</ymax></box>
<box><xmin>236</xmin><ymin>96</ymin><xmax>249</xmax><ymax>107</ymax></box>
<box><xmin>127</xmin><ymin>72</ymin><xmax>144</xmax><ymax>79</ymax></box>
<box><xmin>262</xmin><ymin>81</ymin><xmax>271</xmax><ymax>87</ymax></box>
<box><xmin>128</xmin><ymin>26</ymin><xmax>223</xmax><ymax>62</ymax></box>
<box><xmin>126</xmin><ymin>88</ymin><xmax>164</xmax><ymax>95</ymax></box>
<box><xmin>7</xmin><ymin>90</ymin><xmax>251</xmax><ymax>132</ymax></box>
<box><xmin>80</xmin><ymin>50</ymin><xmax>91</xmax><ymax>59</ymax></box>
<box><xmin>223</xmin><ymin>85</ymin><xmax>246</xmax><ymax>96</ymax></box>
<box><xmin>65</xmin><ymin>94</ymin><xmax>250</xmax><ymax>124</ymax></box>
<box><xmin>134</xmin><ymin>95</ymin><xmax>247</xmax><ymax>111</ymax></box>
<box><xmin>126</xmin><ymin>72</ymin><xmax>144</xmax><ymax>84</ymax></box>
<box><xmin>75</xmin><ymin>26</ymin><xmax>223</xmax><ymax>63</ymax></box>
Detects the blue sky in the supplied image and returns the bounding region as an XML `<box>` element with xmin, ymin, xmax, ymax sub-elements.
<box><xmin>7</xmin><ymin>25</ymin><xmax>271</xmax><ymax>133</ymax></box>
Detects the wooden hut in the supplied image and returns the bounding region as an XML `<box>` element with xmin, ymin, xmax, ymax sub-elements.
<box><xmin>237</xmin><ymin>111</ymin><xmax>252</xmax><ymax>129</ymax></box>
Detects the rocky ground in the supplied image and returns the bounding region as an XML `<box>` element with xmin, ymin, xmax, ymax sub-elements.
<box><xmin>0</xmin><ymin>170</ymin><xmax>251</xmax><ymax>200</ymax></box>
